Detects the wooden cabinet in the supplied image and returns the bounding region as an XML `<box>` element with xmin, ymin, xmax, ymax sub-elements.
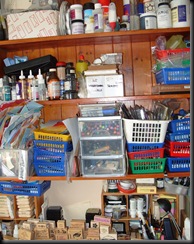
<box><xmin>101</xmin><ymin>189</ymin><xmax>179</xmax><ymax>236</ymax></box>
<box><xmin>0</xmin><ymin>0</ymin><xmax>190</xmax><ymax>181</ymax></box>
<box><xmin>0</xmin><ymin>193</ymin><xmax>44</xmax><ymax>223</ymax></box>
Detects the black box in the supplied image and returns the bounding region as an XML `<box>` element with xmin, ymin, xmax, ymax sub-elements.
<box><xmin>46</xmin><ymin>206</ymin><xmax>63</xmax><ymax>223</ymax></box>
<box><xmin>4</xmin><ymin>54</ymin><xmax>57</xmax><ymax>78</ymax></box>
<box><xmin>85</xmin><ymin>208</ymin><xmax>101</xmax><ymax>228</ymax></box>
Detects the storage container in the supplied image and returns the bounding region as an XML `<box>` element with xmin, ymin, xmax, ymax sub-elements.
<box><xmin>127</xmin><ymin>148</ymin><xmax>164</xmax><ymax>159</ymax></box>
<box><xmin>0</xmin><ymin>180</ymin><xmax>51</xmax><ymax>196</ymax></box>
<box><xmin>127</xmin><ymin>142</ymin><xmax>164</xmax><ymax>152</ymax></box>
<box><xmin>167</xmin><ymin>118</ymin><xmax>190</xmax><ymax>133</ymax></box>
<box><xmin>34</xmin><ymin>129</ymin><xmax>72</xmax><ymax>141</ymax></box>
<box><xmin>0</xmin><ymin>147</ymin><xmax>34</xmax><ymax>180</ymax></box>
<box><xmin>81</xmin><ymin>156</ymin><xmax>126</xmax><ymax>177</ymax></box>
<box><xmin>80</xmin><ymin>139</ymin><xmax>125</xmax><ymax>157</ymax></box>
<box><xmin>164</xmin><ymin>140</ymin><xmax>190</xmax><ymax>157</ymax></box>
<box><xmin>155</xmin><ymin>67</ymin><xmax>190</xmax><ymax>85</ymax></box>
<box><xmin>155</xmin><ymin>47</ymin><xmax>190</xmax><ymax>60</ymax></box>
<box><xmin>123</xmin><ymin>119</ymin><xmax>169</xmax><ymax>143</ymax></box>
<box><xmin>165</xmin><ymin>132</ymin><xmax>190</xmax><ymax>142</ymax></box>
<box><xmin>166</xmin><ymin>157</ymin><xmax>190</xmax><ymax>172</ymax></box>
<box><xmin>164</xmin><ymin>179</ymin><xmax>189</xmax><ymax>195</ymax></box>
<box><xmin>78</xmin><ymin>116</ymin><xmax>123</xmax><ymax>138</ymax></box>
<box><xmin>129</xmin><ymin>158</ymin><xmax>166</xmax><ymax>174</ymax></box>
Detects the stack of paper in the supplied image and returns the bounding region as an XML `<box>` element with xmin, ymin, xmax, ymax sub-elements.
<box><xmin>0</xmin><ymin>195</ymin><xmax>14</xmax><ymax>218</ymax></box>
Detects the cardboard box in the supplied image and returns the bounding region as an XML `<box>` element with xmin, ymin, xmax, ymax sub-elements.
<box><xmin>7</xmin><ymin>10</ymin><xmax>59</xmax><ymax>40</ymax></box>
<box><xmin>86</xmin><ymin>74</ymin><xmax>124</xmax><ymax>98</ymax></box>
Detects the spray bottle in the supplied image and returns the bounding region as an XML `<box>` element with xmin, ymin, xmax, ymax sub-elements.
<box><xmin>37</xmin><ymin>69</ymin><xmax>46</xmax><ymax>101</ymax></box>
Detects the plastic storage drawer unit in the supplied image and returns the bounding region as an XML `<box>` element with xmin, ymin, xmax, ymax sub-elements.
<box><xmin>78</xmin><ymin>116</ymin><xmax>123</xmax><ymax>138</ymax></box>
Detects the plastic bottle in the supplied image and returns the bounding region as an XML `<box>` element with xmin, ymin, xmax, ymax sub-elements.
<box><xmin>27</xmin><ymin>70</ymin><xmax>35</xmax><ymax>100</ymax></box>
<box><xmin>83</xmin><ymin>2</ymin><xmax>95</xmax><ymax>33</ymax></box>
<box><xmin>2</xmin><ymin>75</ymin><xmax>11</xmax><ymax>101</ymax></box>
<box><xmin>157</xmin><ymin>2</ymin><xmax>172</xmax><ymax>28</ymax></box>
<box><xmin>19</xmin><ymin>70</ymin><xmax>27</xmax><ymax>100</ymax></box>
<box><xmin>108</xmin><ymin>2</ymin><xmax>117</xmax><ymax>31</ymax></box>
<box><xmin>56</xmin><ymin>62</ymin><xmax>66</xmax><ymax>100</ymax></box>
<box><xmin>37</xmin><ymin>69</ymin><xmax>46</xmax><ymax>101</ymax></box>
<box><xmin>130</xmin><ymin>0</ymin><xmax>140</xmax><ymax>30</ymax></box>
<box><xmin>0</xmin><ymin>78</ymin><xmax>3</xmax><ymax>100</ymax></box>
<box><xmin>13</xmin><ymin>224</ymin><xmax>19</xmax><ymax>239</ymax></box>
<box><xmin>31</xmin><ymin>75</ymin><xmax>39</xmax><ymax>101</ymax></box>
<box><xmin>75</xmin><ymin>55</ymin><xmax>88</xmax><ymax>77</ymax></box>
<box><xmin>121</xmin><ymin>15</ymin><xmax>130</xmax><ymax>30</ymax></box>
<box><xmin>10</xmin><ymin>75</ymin><xmax>17</xmax><ymax>101</ymax></box>
<box><xmin>47</xmin><ymin>68</ymin><xmax>60</xmax><ymax>100</ymax></box>
<box><xmin>93</xmin><ymin>3</ymin><xmax>104</xmax><ymax>32</ymax></box>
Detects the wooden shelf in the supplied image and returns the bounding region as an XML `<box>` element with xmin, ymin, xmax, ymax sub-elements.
<box><xmin>0</xmin><ymin>27</ymin><xmax>190</xmax><ymax>50</ymax></box>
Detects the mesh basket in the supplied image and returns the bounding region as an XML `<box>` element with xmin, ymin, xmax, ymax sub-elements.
<box><xmin>165</xmin><ymin>140</ymin><xmax>190</xmax><ymax>157</ymax></box>
<box><xmin>129</xmin><ymin>158</ymin><xmax>166</xmax><ymax>174</ymax></box>
<box><xmin>0</xmin><ymin>181</ymin><xmax>51</xmax><ymax>196</ymax></box>
<box><xmin>123</xmin><ymin>119</ymin><xmax>169</xmax><ymax>143</ymax></box>
<box><xmin>165</xmin><ymin>132</ymin><xmax>190</xmax><ymax>142</ymax></box>
<box><xmin>127</xmin><ymin>142</ymin><xmax>164</xmax><ymax>152</ymax></box>
<box><xmin>127</xmin><ymin>148</ymin><xmax>164</xmax><ymax>159</ymax></box>
<box><xmin>167</xmin><ymin>118</ymin><xmax>190</xmax><ymax>133</ymax></box>
<box><xmin>166</xmin><ymin>157</ymin><xmax>190</xmax><ymax>172</ymax></box>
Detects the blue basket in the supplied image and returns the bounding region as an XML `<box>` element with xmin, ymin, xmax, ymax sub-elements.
<box><xmin>33</xmin><ymin>149</ymin><xmax>67</xmax><ymax>176</ymax></box>
<box><xmin>0</xmin><ymin>181</ymin><xmax>51</xmax><ymax>196</ymax></box>
<box><xmin>127</xmin><ymin>142</ymin><xmax>164</xmax><ymax>152</ymax></box>
<box><xmin>166</xmin><ymin>157</ymin><xmax>190</xmax><ymax>172</ymax></box>
<box><xmin>33</xmin><ymin>140</ymin><xmax>73</xmax><ymax>153</ymax></box>
<box><xmin>155</xmin><ymin>67</ymin><xmax>190</xmax><ymax>85</ymax></box>
<box><xmin>167</xmin><ymin>118</ymin><xmax>190</xmax><ymax>133</ymax></box>
<box><xmin>165</xmin><ymin>132</ymin><xmax>190</xmax><ymax>142</ymax></box>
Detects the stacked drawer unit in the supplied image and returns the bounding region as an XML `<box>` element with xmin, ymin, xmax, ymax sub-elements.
<box><xmin>123</xmin><ymin>119</ymin><xmax>169</xmax><ymax>174</ymax></box>
<box><xmin>78</xmin><ymin>116</ymin><xmax>126</xmax><ymax>177</ymax></box>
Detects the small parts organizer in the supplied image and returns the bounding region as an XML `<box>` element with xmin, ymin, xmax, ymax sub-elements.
<box><xmin>123</xmin><ymin>119</ymin><xmax>169</xmax><ymax>174</ymax></box>
<box><xmin>165</xmin><ymin>118</ymin><xmax>190</xmax><ymax>173</ymax></box>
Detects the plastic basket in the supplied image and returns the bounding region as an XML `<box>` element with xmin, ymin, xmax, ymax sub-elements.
<box><xmin>129</xmin><ymin>158</ymin><xmax>166</xmax><ymax>174</ymax></box>
<box><xmin>164</xmin><ymin>180</ymin><xmax>189</xmax><ymax>195</ymax></box>
<box><xmin>127</xmin><ymin>148</ymin><xmax>164</xmax><ymax>160</ymax></box>
<box><xmin>123</xmin><ymin>119</ymin><xmax>169</xmax><ymax>143</ymax></box>
<box><xmin>165</xmin><ymin>140</ymin><xmax>190</xmax><ymax>157</ymax></box>
<box><xmin>167</xmin><ymin>118</ymin><xmax>190</xmax><ymax>133</ymax></box>
<box><xmin>0</xmin><ymin>181</ymin><xmax>51</xmax><ymax>196</ymax></box>
<box><xmin>34</xmin><ymin>130</ymin><xmax>72</xmax><ymax>142</ymax></box>
<box><xmin>166</xmin><ymin>157</ymin><xmax>190</xmax><ymax>172</ymax></box>
<box><xmin>127</xmin><ymin>142</ymin><xmax>164</xmax><ymax>152</ymax></box>
<box><xmin>33</xmin><ymin>149</ymin><xmax>67</xmax><ymax>176</ymax></box>
<box><xmin>165</xmin><ymin>132</ymin><xmax>190</xmax><ymax>142</ymax></box>
<box><xmin>155</xmin><ymin>67</ymin><xmax>190</xmax><ymax>85</ymax></box>
<box><xmin>155</xmin><ymin>48</ymin><xmax>190</xmax><ymax>60</ymax></box>
<box><xmin>33</xmin><ymin>140</ymin><xmax>73</xmax><ymax>153</ymax></box>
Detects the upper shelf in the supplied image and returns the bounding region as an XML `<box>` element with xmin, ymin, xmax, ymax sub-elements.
<box><xmin>0</xmin><ymin>27</ymin><xmax>190</xmax><ymax>50</ymax></box>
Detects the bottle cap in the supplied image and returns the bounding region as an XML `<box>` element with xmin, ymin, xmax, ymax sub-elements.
<box><xmin>37</xmin><ymin>69</ymin><xmax>45</xmax><ymax>84</ymax></box>
<box><xmin>19</xmin><ymin>70</ymin><xmax>25</xmax><ymax>79</ymax></box>
<box><xmin>28</xmin><ymin>70</ymin><xmax>34</xmax><ymax>79</ymax></box>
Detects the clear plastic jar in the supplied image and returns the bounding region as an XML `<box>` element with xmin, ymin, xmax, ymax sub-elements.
<box><xmin>157</xmin><ymin>2</ymin><xmax>172</xmax><ymax>28</ymax></box>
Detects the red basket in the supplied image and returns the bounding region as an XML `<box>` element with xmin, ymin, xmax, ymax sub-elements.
<box><xmin>155</xmin><ymin>47</ymin><xmax>190</xmax><ymax>60</ymax></box>
<box><xmin>164</xmin><ymin>140</ymin><xmax>190</xmax><ymax>157</ymax></box>
<box><xmin>127</xmin><ymin>148</ymin><xmax>164</xmax><ymax>160</ymax></box>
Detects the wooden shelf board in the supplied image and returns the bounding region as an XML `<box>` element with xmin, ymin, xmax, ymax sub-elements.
<box><xmin>0</xmin><ymin>27</ymin><xmax>190</xmax><ymax>50</ymax></box>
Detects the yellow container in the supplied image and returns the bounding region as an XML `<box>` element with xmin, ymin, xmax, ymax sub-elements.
<box><xmin>34</xmin><ymin>130</ymin><xmax>72</xmax><ymax>142</ymax></box>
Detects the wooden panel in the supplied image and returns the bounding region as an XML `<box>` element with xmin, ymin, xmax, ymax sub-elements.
<box><xmin>132</xmin><ymin>41</ymin><xmax>152</xmax><ymax>95</ymax></box>
<box><xmin>43</xmin><ymin>104</ymin><xmax>62</xmax><ymax>123</ymax></box>
<box><xmin>57</xmin><ymin>46</ymin><xmax>76</xmax><ymax>64</ymax></box>
<box><xmin>75</xmin><ymin>45</ymin><xmax>95</xmax><ymax>65</ymax></box>
<box><xmin>61</xmin><ymin>104</ymin><xmax>79</xmax><ymax>119</ymax></box>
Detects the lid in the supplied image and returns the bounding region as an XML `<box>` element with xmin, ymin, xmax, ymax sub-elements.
<box><xmin>37</xmin><ymin>69</ymin><xmax>45</xmax><ymax>84</ymax></box>
<box><xmin>70</xmin><ymin>4</ymin><xmax>83</xmax><ymax>9</ymax></box>
<box><xmin>79</xmin><ymin>55</ymin><xmax>85</xmax><ymax>61</ymax></box>
<box><xmin>56</xmin><ymin>61</ymin><xmax>66</xmax><ymax>67</ymax></box>
<box><xmin>122</xmin><ymin>15</ymin><xmax>129</xmax><ymax>22</ymax></box>
<box><xmin>83</xmin><ymin>2</ymin><xmax>94</xmax><ymax>10</ymax></box>
<box><xmin>71</xmin><ymin>19</ymin><xmax>84</xmax><ymax>23</ymax></box>
<box><xmin>140</xmin><ymin>12</ymin><xmax>157</xmax><ymax>17</ymax></box>
<box><xmin>19</xmin><ymin>70</ymin><xmax>25</xmax><ymax>79</ymax></box>
<box><xmin>158</xmin><ymin>2</ymin><xmax>169</xmax><ymax>7</ymax></box>
<box><xmin>95</xmin><ymin>3</ymin><xmax>102</xmax><ymax>9</ymax></box>
<box><xmin>66</xmin><ymin>62</ymin><xmax>74</xmax><ymax>67</ymax></box>
<box><xmin>28</xmin><ymin>70</ymin><xmax>34</xmax><ymax>79</ymax></box>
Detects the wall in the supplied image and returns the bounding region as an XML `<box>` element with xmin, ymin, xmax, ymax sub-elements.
<box><xmin>44</xmin><ymin>180</ymin><xmax>103</xmax><ymax>226</ymax></box>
